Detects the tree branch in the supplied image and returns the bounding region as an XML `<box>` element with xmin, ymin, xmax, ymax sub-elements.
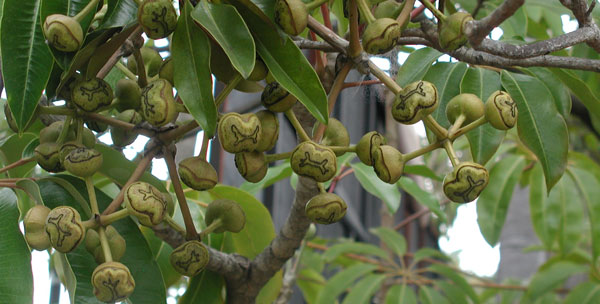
<box><xmin>465</xmin><ymin>0</ymin><xmax>525</xmax><ymax>45</ymax></box>
<box><xmin>560</xmin><ymin>0</ymin><xmax>600</xmax><ymax>53</ymax></box>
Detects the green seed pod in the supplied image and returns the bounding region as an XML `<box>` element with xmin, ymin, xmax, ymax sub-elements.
<box><xmin>24</xmin><ymin>205</ymin><xmax>52</xmax><ymax>251</ymax></box>
<box><xmin>445</xmin><ymin>93</ymin><xmax>484</xmax><ymax>125</ymax></box>
<box><xmin>291</xmin><ymin>141</ymin><xmax>337</xmax><ymax>182</ymax></box>
<box><xmin>392</xmin><ymin>80</ymin><xmax>439</xmax><ymax>124</ymax></box>
<box><xmin>304</xmin><ymin>223</ymin><xmax>317</xmax><ymax>240</ymax></box>
<box><xmin>362</xmin><ymin>18</ymin><xmax>402</xmax><ymax>55</ymax></box>
<box><xmin>204</xmin><ymin>199</ymin><xmax>246</xmax><ymax>233</ymax></box>
<box><xmin>169</xmin><ymin>240</ymin><xmax>209</xmax><ymax>277</ymax></box>
<box><xmin>234</xmin><ymin>151</ymin><xmax>268</xmax><ymax>183</ymax></box>
<box><xmin>485</xmin><ymin>91</ymin><xmax>518</xmax><ymax>130</ymax></box>
<box><xmin>218</xmin><ymin>112</ymin><xmax>262</xmax><ymax>153</ymax></box>
<box><xmin>137</xmin><ymin>0</ymin><xmax>178</xmax><ymax>39</ymax></box>
<box><xmin>372</xmin><ymin>145</ymin><xmax>404</xmax><ymax>184</ymax></box>
<box><xmin>274</xmin><ymin>0</ymin><xmax>308</xmax><ymax>36</ymax></box>
<box><xmin>81</xmin><ymin>127</ymin><xmax>97</xmax><ymax>148</ymax></box>
<box><xmin>71</xmin><ymin>78</ymin><xmax>114</xmax><ymax>112</ymax></box>
<box><xmin>374</xmin><ymin>0</ymin><xmax>405</xmax><ymax>19</ymax></box>
<box><xmin>111</xmin><ymin>110</ymin><xmax>143</xmax><ymax>147</ymax></box>
<box><xmin>45</xmin><ymin>206</ymin><xmax>85</xmax><ymax>253</ymax></box>
<box><xmin>92</xmin><ymin>262</ymin><xmax>135</xmax><ymax>303</ymax></box>
<box><xmin>210</xmin><ymin>41</ymin><xmax>264</xmax><ymax>93</ymax></box>
<box><xmin>315</xmin><ymin>118</ymin><xmax>350</xmax><ymax>156</ymax></box>
<box><xmin>443</xmin><ymin>162</ymin><xmax>489</xmax><ymax>203</ymax></box>
<box><xmin>86</xmin><ymin>119</ymin><xmax>109</xmax><ymax>133</ymax></box>
<box><xmin>125</xmin><ymin>181</ymin><xmax>167</xmax><ymax>226</ymax></box>
<box><xmin>159</xmin><ymin>58</ymin><xmax>174</xmax><ymax>85</ymax></box>
<box><xmin>59</xmin><ymin>141</ymin><xmax>85</xmax><ymax>164</ymax></box>
<box><xmin>35</xmin><ymin>142</ymin><xmax>65</xmax><ymax>173</ymax></box>
<box><xmin>438</xmin><ymin>12</ymin><xmax>473</xmax><ymax>51</ymax></box>
<box><xmin>63</xmin><ymin>147</ymin><xmax>103</xmax><ymax>177</ymax></box>
<box><xmin>247</xmin><ymin>58</ymin><xmax>268</xmax><ymax>81</ymax></box>
<box><xmin>43</xmin><ymin>14</ymin><xmax>83</xmax><ymax>52</ymax></box>
<box><xmin>127</xmin><ymin>47</ymin><xmax>164</xmax><ymax>78</ymax></box>
<box><xmin>305</xmin><ymin>193</ymin><xmax>347</xmax><ymax>225</ymax></box>
<box><xmin>163</xmin><ymin>192</ymin><xmax>175</xmax><ymax>217</ymax></box>
<box><xmin>5</xmin><ymin>103</ymin><xmax>19</xmax><ymax>133</ymax></box>
<box><xmin>255</xmin><ymin>110</ymin><xmax>279</xmax><ymax>152</ymax></box>
<box><xmin>85</xmin><ymin>226</ymin><xmax>126</xmax><ymax>264</ymax></box>
<box><xmin>140</xmin><ymin>79</ymin><xmax>178</xmax><ymax>127</ymax></box>
<box><xmin>356</xmin><ymin>131</ymin><xmax>387</xmax><ymax>166</ymax></box>
<box><xmin>40</xmin><ymin>121</ymin><xmax>76</xmax><ymax>144</ymax></box>
<box><xmin>261</xmin><ymin>82</ymin><xmax>297</xmax><ymax>113</ymax></box>
<box><xmin>115</xmin><ymin>79</ymin><xmax>142</xmax><ymax>112</ymax></box>
<box><xmin>178</xmin><ymin>157</ymin><xmax>218</xmax><ymax>191</ymax></box>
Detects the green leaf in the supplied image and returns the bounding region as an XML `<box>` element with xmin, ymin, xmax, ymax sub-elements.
<box><xmin>555</xmin><ymin>174</ymin><xmax>585</xmax><ymax>255</ymax></box>
<box><xmin>172</xmin><ymin>1</ymin><xmax>217</xmax><ymax>137</ymax></box>
<box><xmin>396</xmin><ymin>48</ymin><xmax>442</xmax><ymax>87</ymax></box>
<box><xmin>528</xmin><ymin>163</ymin><xmax>559</xmax><ymax>249</ymax></box>
<box><xmin>411</xmin><ymin>247</ymin><xmax>451</xmax><ymax>265</ymax></box>
<box><xmin>86</xmin><ymin>25</ymin><xmax>138</xmax><ymax>78</ymax></box>
<box><xmin>419</xmin><ymin>285</ymin><xmax>449</xmax><ymax>304</ymax></box>
<box><xmin>435</xmin><ymin>280</ymin><xmax>467</xmax><ymax>304</ymax></box>
<box><xmin>298</xmin><ymin>268</ymin><xmax>326</xmax><ymax>304</ymax></box>
<box><xmin>0</xmin><ymin>133</ymin><xmax>37</xmax><ymax>178</ymax></box>
<box><xmin>179</xmin><ymin>270</ymin><xmax>225</xmax><ymax>304</ymax></box>
<box><xmin>398</xmin><ymin>177</ymin><xmax>447</xmax><ymax>223</ymax></box>
<box><xmin>428</xmin><ymin>264</ymin><xmax>479</xmax><ymax>304</ymax></box>
<box><xmin>526</xmin><ymin>67</ymin><xmax>571</xmax><ymax>117</ymax></box>
<box><xmin>369</xmin><ymin>227</ymin><xmax>406</xmax><ymax>258</ymax></box>
<box><xmin>341</xmin><ymin>274</ymin><xmax>386</xmax><ymax>304</ymax></box>
<box><xmin>460</xmin><ymin>67</ymin><xmax>505</xmax><ymax>165</ymax></box>
<box><xmin>501</xmin><ymin>71</ymin><xmax>568</xmax><ymax>191</ymax></box>
<box><xmin>240</xmin><ymin>161</ymin><xmax>292</xmax><ymax>194</ymax></box>
<box><xmin>350</xmin><ymin>162</ymin><xmax>401</xmax><ymax>213</ymax></box>
<box><xmin>527</xmin><ymin>261</ymin><xmax>587</xmax><ymax>299</ymax></box>
<box><xmin>139</xmin><ymin>227</ymin><xmax>181</xmax><ymax>288</ymax></box>
<box><xmin>551</xmin><ymin>68</ymin><xmax>600</xmax><ymax>121</ymax></box>
<box><xmin>477</xmin><ymin>155</ymin><xmax>526</xmax><ymax>246</ymax></box>
<box><xmin>315</xmin><ymin>263</ymin><xmax>378</xmax><ymax>304</ymax></box>
<box><xmin>564</xmin><ymin>282</ymin><xmax>600</xmax><ymax>304</ymax></box>
<box><xmin>192</xmin><ymin>2</ymin><xmax>255</xmax><ymax>78</ymax></box>
<box><xmin>51</xmin><ymin>252</ymin><xmax>77</xmax><ymax>303</ymax></box>
<box><xmin>1</xmin><ymin>0</ymin><xmax>53</xmax><ymax>131</ymax></box>
<box><xmin>404</xmin><ymin>164</ymin><xmax>443</xmax><ymax>181</ymax></box>
<box><xmin>233</xmin><ymin>1</ymin><xmax>328</xmax><ymax>124</ymax></box>
<box><xmin>568</xmin><ymin>167</ymin><xmax>600</xmax><ymax>264</ymax></box>
<box><xmin>100</xmin><ymin>0</ymin><xmax>138</xmax><ymax>29</ymax></box>
<box><xmin>323</xmin><ymin>242</ymin><xmax>392</xmax><ymax>262</ymax></box>
<box><xmin>385</xmin><ymin>284</ymin><xmax>417</xmax><ymax>304</ymax></box>
<box><xmin>0</xmin><ymin>188</ymin><xmax>33</xmax><ymax>303</ymax></box>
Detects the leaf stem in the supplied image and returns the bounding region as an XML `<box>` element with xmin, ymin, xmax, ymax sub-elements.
<box><xmin>447</xmin><ymin>114</ymin><xmax>466</xmax><ymax>138</ymax></box>
<box><xmin>356</xmin><ymin>0</ymin><xmax>377</xmax><ymax>24</ymax></box>
<box><xmin>418</xmin><ymin>0</ymin><xmax>446</xmax><ymax>22</ymax></box>
<box><xmin>100</xmin><ymin>208</ymin><xmax>130</xmax><ymax>226</ymax></box>
<box><xmin>442</xmin><ymin>140</ymin><xmax>459</xmax><ymax>166</ymax></box>
<box><xmin>73</xmin><ymin>0</ymin><xmax>101</xmax><ymax>23</ymax></box>
<box><xmin>0</xmin><ymin>157</ymin><xmax>34</xmax><ymax>175</ymax></box>
<box><xmin>329</xmin><ymin>145</ymin><xmax>356</xmax><ymax>154</ymax></box>
<box><xmin>397</xmin><ymin>0</ymin><xmax>415</xmax><ymax>27</ymax></box>
<box><xmin>423</xmin><ymin>115</ymin><xmax>448</xmax><ymax>140</ymax></box>
<box><xmin>199</xmin><ymin>218</ymin><xmax>223</xmax><ymax>240</ymax></box>
<box><xmin>215</xmin><ymin>74</ymin><xmax>242</xmax><ymax>109</ymax></box>
<box><xmin>199</xmin><ymin>132</ymin><xmax>210</xmax><ymax>161</ymax></box>
<box><xmin>85</xmin><ymin>177</ymin><xmax>100</xmax><ymax>214</ymax></box>
<box><xmin>449</xmin><ymin>116</ymin><xmax>487</xmax><ymax>140</ymax></box>
<box><xmin>98</xmin><ymin>227</ymin><xmax>113</xmax><ymax>262</ymax></box>
<box><xmin>265</xmin><ymin>151</ymin><xmax>293</xmax><ymax>163</ymax></box>
<box><xmin>306</xmin><ymin>0</ymin><xmax>330</xmax><ymax>11</ymax></box>
<box><xmin>285</xmin><ymin>109</ymin><xmax>312</xmax><ymax>142</ymax></box>
<box><xmin>115</xmin><ymin>61</ymin><xmax>138</xmax><ymax>81</ymax></box>
<box><xmin>368</xmin><ymin>61</ymin><xmax>402</xmax><ymax>94</ymax></box>
<box><xmin>164</xmin><ymin>216</ymin><xmax>187</xmax><ymax>236</ymax></box>
<box><xmin>403</xmin><ymin>141</ymin><xmax>443</xmax><ymax>161</ymax></box>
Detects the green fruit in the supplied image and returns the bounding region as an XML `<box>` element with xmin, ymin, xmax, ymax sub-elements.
<box><xmin>445</xmin><ymin>93</ymin><xmax>484</xmax><ymax>125</ymax></box>
<box><xmin>372</xmin><ymin>145</ymin><xmax>404</xmax><ymax>184</ymax></box>
<box><xmin>374</xmin><ymin>0</ymin><xmax>404</xmax><ymax>19</ymax></box>
<box><xmin>125</xmin><ymin>182</ymin><xmax>168</xmax><ymax>226</ymax></box>
<box><xmin>72</xmin><ymin>78</ymin><xmax>114</xmax><ymax>112</ymax></box>
<box><xmin>305</xmin><ymin>193</ymin><xmax>347</xmax><ymax>225</ymax></box>
<box><xmin>159</xmin><ymin>58</ymin><xmax>174</xmax><ymax>85</ymax></box>
<box><xmin>315</xmin><ymin>118</ymin><xmax>350</xmax><ymax>156</ymax></box>
<box><xmin>443</xmin><ymin>162</ymin><xmax>489</xmax><ymax>203</ymax></box>
<box><xmin>35</xmin><ymin>142</ymin><xmax>65</xmax><ymax>173</ymax></box>
<box><xmin>92</xmin><ymin>262</ymin><xmax>135</xmax><ymax>302</ymax></box>
<box><xmin>178</xmin><ymin>157</ymin><xmax>218</xmax><ymax>191</ymax></box>
<box><xmin>82</xmin><ymin>127</ymin><xmax>97</xmax><ymax>148</ymax></box>
<box><xmin>137</xmin><ymin>0</ymin><xmax>178</xmax><ymax>39</ymax></box>
<box><xmin>218</xmin><ymin>112</ymin><xmax>262</xmax><ymax>153</ymax></box>
<box><xmin>40</xmin><ymin>121</ymin><xmax>75</xmax><ymax>144</ymax></box>
<box><xmin>43</xmin><ymin>14</ymin><xmax>83</xmax><ymax>52</ymax></box>
<box><xmin>111</xmin><ymin>110</ymin><xmax>143</xmax><ymax>147</ymax></box>
<box><xmin>362</xmin><ymin>18</ymin><xmax>402</xmax><ymax>55</ymax></box>
<box><xmin>140</xmin><ymin>79</ymin><xmax>178</xmax><ymax>127</ymax></box>
<box><xmin>274</xmin><ymin>0</ymin><xmax>309</xmax><ymax>36</ymax></box>
<box><xmin>127</xmin><ymin>47</ymin><xmax>164</xmax><ymax>78</ymax></box>
<box><xmin>85</xmin><ymin>226</ymin><xmax>126</xmax><ymax>264</ymax></box>
<box><xmin>247</xmin><ymin>58</ymin><xmax>268</xmax><ymax>81</ymax></box>
<box><xmin>86</xmin><ymin>119</ymin><xmax>109</xmax><ymax>133</ymax></box>
<box><xmin>261</xmin><ymin>82</ymin><xmax>297</xmax><ymax>112</ymax></box>
<box><xmin>291</xmin><ymin>141</ymin><xmax>337</xmax><ymax>182</ymax></box>
<box><xmin>210</xmin><ymin>42</ymin><xmax>264</xmax><ymax>93</ymax></box>
<box><xmin>234</xmin><ymin>151</ymin><xmax>268</xmax><ymax>183</ymax></box>
<box><xmin>438</xmin><ymin>12</ymin><xmax>473</xmax><ymax>50</ymax></box>
<box><xmin>392</xmin><ymin>80</ymin><xmax>438</xmax><ymax>124</ymax></box>
<box><xmin>485</xmin><ymin>91</ymin><xmax>518</xmax><ymax>130</ymax></box>
<box><xmin>5</xmin><ymin>103</ymin><xmax>19</xmax><ymax>133</ymax></box>
<box><xmin>356</xmin><ymin>131</ymin><xmax>387</xmax><ymax>166</ymax></box>
<box><xmin>24</xmin><ymin>205</ymin><xmax>52</xmax><ymax>251</ymax></box>
<box><xmin>204</xmin><ymin>199</ymin><xmax>246</xmax><ymax>233</ymax></box>
<box><xmin>59</xmin><ymin>141</ymin><xmax>85</xmax><ymax>163</ymax></box>
<box><xmin>255</xmin><ymin>110</ymin><xmax>279</xmax><ymax>152</ymax></box>
<box><xmin>169</xmin><ymin>240</ymin><xmax>209</xmax><ymax>277</ymax></box>
<box><xmin>115</xmin><ymin>79</ymin><xmax>142</xmax><ymax>111</ymax></box>
<box><xmin>45</xmin><ymin>206</ymin><xmax>85</xmax><ymax>253</ymax></box>
<box><xmin>63</xmin><ymin>147</ymin><xmax>103</xmax><ymax>177</ymax></box>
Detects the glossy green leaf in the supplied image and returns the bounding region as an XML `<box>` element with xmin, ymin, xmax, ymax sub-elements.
<box><xmin>369</xmin><ymin>227</ymin><xmax>406</xmax><ymax>258</ymax></box>
<box><xmin>16</xmin><ymin>179</ymin><xmax>44</xmax><ymax>207</ymax></box>
<box><xmin>172</xmin><ymin>1</ymin><xmax>217</xmax><ymax>136</ymax></box>
<box><xmin>297</xmin><ymin>268</ymin><xmax>325</xmax><ymax>304</ymax></box>
<box><xmin>179</xmin><ymin>270</ymin><xmax>225</xmax><ymax>304</ymax></box>
<box><xmin>86</xmin><ymin>25</ymin><xmax>138</xmax><ymax>78</ymax></box>
<box><xmin>323</xmin><ymin>242</ymin><xmax>391</xmax><ymax>262</ymax></box>
<box><xmin>551</xmin><ymin>68</ymin><xmax>600</xmax><ymax>121</ymax></box>
<box><xmin>428</xmin><ymin>264</ymin><xmax>479</xmax><ymax>303</ymax></box>
<box><xmin>501</xmin><ymin>71</ymin><xmax>568</xmax><ymax>191</ymax></box>
<box><xmin>396</xmin><ymin>48</ymin><xmax>442</xmax><ymax>87</ymax></box>
<box><xmin>436</xmin><ymin>280</ymin><xmax>467</xmax><ymax>304</ymax></box>
<box><xmin>100</xmin><ymin>0</ymin><xmax>138</xmax><ymax>29</ymax></box>
<box><xmin>528</xmin><ymin>163</ymin><xmax>559</xmax><ymax>249</ymax></box>
<box><xmin>398</xmin><ymin>177</ymin><xmax>447</xmax><ymax>223</ymax></box>
<box><xmin>526</xmin><ymin>67</ymin><xmax>571</xmax><ymax>117</ymax></box>
<box><xmin>1</xmin><ymin>0</ymin><xmax>53</xmax><ymax>131</ymax></box>
<box><xmin>477</xmin><ymin>155</ymin><xmax>526</xmax><ymax>246</ymax></box>
<box><xmin>411</xmin><ymin>247</ymin><xmax>451</xmax><ymax>265</ymax></box>
<box><xmin>385</xmin><ymin>284</ymin><xmax>417</xmax><ymax>304</ymax></box>
<box><xmin>419</xmin><ymin>285</ymin><xmax>449</xmax><ymax>304</ymax></box>
<box><xmin>341</xmin><ymin>274</ymin><xmax>386</xmax><ymax>304</ymax></box>
<box><xmin>240</xmin><ymin>161</ymin><xmax>292</xmax><ymax>194</ymax></box>
<box><xmin>52</xmin><ymin>252</ymin><xmax>77</xmax><ymax>303</ymax></box>
<box><xmin>527</xmin><ymin>261</ymin><xmax>586</xmax><ymax>299</ymax></box>
<box><xmin>0</xmin><ymin>133</ymin><xmax>38</xmax><ymax>178</ymax></box>
<box><xmin>315</xmin><ymin>263</ymin><xmax>378</xmax><ymax>304</ymax></box>
<box><xmin>0</xmin><ymin>188</ymin><xmax>33</xmax><ymax>303</ymax></box>
<box><xmin>139</xmin><ymin>226</ymin><xmax>181</xmax><ymax>288</ymax></box>
<box><xmin>192</xmin><ymin>2</ymin><xmax>255</xmax><ymax>78</ymax></box>
<box><xmin>555</xmin><ymin>174</ymin><xmax>585</xmax><ymax>255</ymax></box>
<box><xmin>564</xmin><ymin>282</ymin><xmax>600</xmax><ymax>304</ymax></box>
<box><xmin>460</xmin><ymin>67</ymin><xmax>505</xmax><ymax>165</ymax></box>
<box><xmin>404</xmin><ymin>164</ymin><xmax>443</xmax><ymax>181</ymax></box>
<box><xmin>351</xmin><ymin>162</ymin><xmax>401</xmax><ymax>213</ymax></box>
<box><xmin>568</xmin><ymin>167</ymin><xmax>600</xmax><ymax>264</ymax></box>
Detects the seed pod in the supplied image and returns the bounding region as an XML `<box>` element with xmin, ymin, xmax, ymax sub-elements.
<box><xmin>137</xmin><ymin>0</ymin><xmax>178</xmax><ymax>39</ymax></box>
<box><xmin>274</xmin><ymin>0</ymin><xmax>308</xmax><ymax>36</ymax></box>
<box><xmin>315</xmin><ymin>118</ymin><xmax>350</xmax><ymax>156</ymax></box>
<box><xmin>235</xmin><ymin>151</ymin><xmax>268</xmax><ymax>183</ymax></box>
<box><xmin>485</xmin><ymin>91</ymin><xmax>518</xmax><ymax>130</ymax></box>
<box><xmin>291</xmin><ymin>141</ymin><xmax>337</xmax><ymax>182</ymax></box>
<box><xmin>59</xmin><ymin>141</ymin><xmax>85</xmax><ymax>164</ymax></box>
<box><xmin>392</xmin><ymin>80</ymin><xmax>438</xmax><ymax>124</ymax></box>
<box><xmin>210</xmin><ymin>41</ymin><xmax>264</xmax><ymax>93</ymax></box>
<box><xmin>140</xmin><ymin>79</ymin><xmax>178</xmax><ymax>127</ymax></box>
<box><xmin>169</xmin><ymin>240</ymin><xmax>209</xmax><ymax>277</ymax></box>
<box><xmin>159</xmin><ymin>58</ymin><xmax>174</xmax><ymax>85</ymax></box>
<box><xmin>35</xmin><ymin>142</ymin><xmax>65</xmax><ymax>173</ymax></box>
<box><xmin>247</xmin><ymin>58</ymin><xmax>268</xmax><ymax>81</ymax></box>
<box><xmin>92</xmin><ymin>262</ymin><xmax>135</xmax><ymax>302</ymax></box>
<box><xmin>5</xmin><ymin>103</ymin><xmax>20</xmax><ymax>133</ymax></box>
<box><xmin>372</xmin><ymin>145</ymin><xmax>404</xmax><ymax>184</ymax></box>
<box><xmin>125</xmin><ymin>182</ymin><xmax>167</xmax><ymax>226</ymax></box>
<box><xmin>178</xmin><ymin>157</ymin><xmax>218</xmax><ymax>191</ymax></box>
<box><xmin>72</xmin><ymin>78</ymin><xmax>114</xmax><ymax>112</ymax></box>
<box><xmin>305</xmin><ymin>193</ymin><xmax>347</xmax><ymax>225</ymax></box>
<box><xmin>45</xmin><ymin>206</ymin><xmax>85</xmax><ymax>253</ymax></box>
<box><xmin>111</xmin><ymin>110</ymin><xmax>143</xmax><ymax>147</ymax></box>
<box><xmin>218</xmin><ymin>112</ymin><xmax>262</xmax><ymax>153</ymax></box>
<box><xmin>63</xmin><ymin>147</ymin><xmax>103</xmax><ymax>177</ymax></box>
<box><xmin>204</xmin><ymin>199</ymin><xmax>246</xmax><ymax>233</ymax></box>
<box><xmin>81</xmin><ymin>127</ymin><xmax>97</xmax><ymax>148</ymax></box>
<box><xmin>438</xmin><ymin>12</ymin><xmax>473</xmax><ymax>50</ymax></box>
<box><xmin>445</xmin><ymin>93</ymin><xmax>484</xmax><ymax>125</ymax></box>
<box><xmin>24</xmin><ymin>205</ymin><xmax>52</xmax><ymax>251</ymax></box>
<box><xmin>40</xmin><ymin>121</ymin><xmax>76</xmax><ymax>144</ymax></box>
<box><xmin>356</xmin><ymin>131</ymin><xmax>387</xmax><ymax>166</ymax></box>
<box><xmin>261</xmin><ymin>82</ymin><xmax>296</xmax><ymax>112</ymax></box>
<box><xmin>43</xmin><ymin>14</ymin><xmax>83</xmax><ymax>52</ymax></box>
<box><xmin>127</xmin><ymin>47</ymin><xmax>164</xmax><ymax>78</ymax></box>
<box><xmin>443</xmin><ymin>162</ymin><xmax>489</xmax><ymax>203</ymax></box>
<box><xmin>85</xmin><ymin>226</ymin><xmax>126</xmax><ymax>264</ymax></box>
<box><xmin>362</xmin><ymin>18</ymin><xmax>402</xmax><ymax>55</ymax></box>
<box><xmin>255</xmin><ymin>110</ymin><xmax>279</xmax><ymax>152</ymax></box>
<box><xmin>374</xmin><ymin>0</ymin><xmax>405</xmax><ymax>19</ymax></box>
<box><xmin>115</xmin><ymin>79</ymin><xmax>142</xmax><ymax>112</ymax></box>
<box><xmin>86</xmin><ymin>120</ymin><xmax>109</xmax><ymax>133</ymax></box>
